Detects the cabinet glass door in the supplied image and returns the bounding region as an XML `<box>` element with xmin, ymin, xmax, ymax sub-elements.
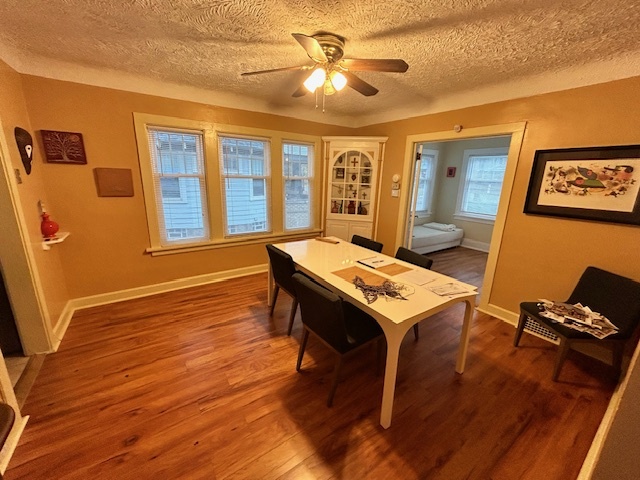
<box><xmin>329</xmin><ymin>150</ymin><xmax>372</xmax><ymax>217</ymax></box>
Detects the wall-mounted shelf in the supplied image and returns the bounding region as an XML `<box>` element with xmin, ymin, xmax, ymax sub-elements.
<box><xmin>42</xmin><ymin>232</ymin><xmax>70</xmax><ymax>251</ymax></box>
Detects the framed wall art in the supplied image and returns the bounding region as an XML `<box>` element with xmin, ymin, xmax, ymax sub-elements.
<box><xmin>446</xmin><ymin>166</ymin><xmax>456</xmax><ymax>178</ymax></box>
<box><xmin>93</xmin><ymin>168</ymin><xmax>134</xmax><ymax>197</ymax></box>
<box><xmin>524</xmin><ymin>144</ymin><xmax>640</xmax><ymax>226</ymax></box>
<box><xmin>40</xmin><ymin>130</ymin><xmax>87</xmax><ymax>164</ymax></box>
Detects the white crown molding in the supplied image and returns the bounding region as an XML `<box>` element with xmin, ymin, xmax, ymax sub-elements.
<box><xmin>0</xmin><ymin>43</ymin><xmax>358</xmax><ymax>128</ymax></box>
<box><xmin>2</xmin><ymin>42</ymin><xmax>640</xmax><ymax>128</ymax></box>
<box><xmin>358</xmin><ymin>50</ymin><xmax>640</xmax><ymax>126</ymax></box>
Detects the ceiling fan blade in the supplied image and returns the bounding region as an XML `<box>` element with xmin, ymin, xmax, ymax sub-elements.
<box><xmin>340</xmin><ymin>58</ymin><xmax>409</xmax><ymax>73</ymax></box>
<box><xmin>292</xmin><ymin>85</ymin><xmax>308</xmax><ymax>97</ymax></box>
<box><xmin>292</xmin><ymin>33</ymin><xmax>328</xmax><ymax>63</ymax></box>
<box><xmin>241</xmin><ymin>65</ymin><xmax>309</xmax><ymax>76</ymax></box>
<box><xmin>343</xmin><ymin>71</ymin><xmax>378</xmax><ymax>96</ymax></box>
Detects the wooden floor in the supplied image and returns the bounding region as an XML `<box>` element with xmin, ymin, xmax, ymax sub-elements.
<box><xmin>8</xmin><ymin>247</ymin><xmax>616</xmax><ymax>479</ymax></box>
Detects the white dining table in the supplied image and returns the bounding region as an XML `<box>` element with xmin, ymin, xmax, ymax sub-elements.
<box><xmin>269</xmin><ymin>237</ymin><xmax>477</xmax><ymax>428</ymax></box>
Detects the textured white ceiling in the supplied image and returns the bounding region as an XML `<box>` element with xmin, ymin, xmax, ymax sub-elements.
<box><xmin>1</xmin><ymin>0</ymin><xmax>639</xmax><ymax>126</ymax></box>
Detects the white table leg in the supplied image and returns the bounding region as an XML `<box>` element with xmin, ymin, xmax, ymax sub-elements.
<box><xmin>379</xmin><ymin>327</ymin><xmax>408</xmax><ymax>429</ymax></box>
<box><xmin>455</xmin><ymin>298</ymin><xmax>475</xmax><ymax>374</ymax></box>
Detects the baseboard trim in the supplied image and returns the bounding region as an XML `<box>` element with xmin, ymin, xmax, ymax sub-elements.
<box><xmin>67</xmin><ymin>264</ymin><xmax>267</xmax><ymax>313</ymax></box>
<box><xmin>476</xmin><ymin>303</ymin><xmax>558</xmax><ymax>344</ymax></box>
<box><xmin>476</xmin><ymin>303</ymin><xmax>519</xmax><ymax>325</ymax></box>
<box><xmin>53</xmin><ymin>264</ymin><xmax>268</xmax><ymax>346</ymax></box>
<box><xmin>461</xmin><ymin>238</ymin><xmax>490</xmax><ymax>252</ymax></box>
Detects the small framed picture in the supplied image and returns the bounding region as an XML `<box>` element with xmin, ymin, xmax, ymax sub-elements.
<box><xmin>447</xmin><ymin>166</ymin><xmax>456</xmax><ymax>177</ymax></box>
<box><xmin>335</xmin><ymin>168</ymin><xmax>345</xmax><ymax>179</ymax></box>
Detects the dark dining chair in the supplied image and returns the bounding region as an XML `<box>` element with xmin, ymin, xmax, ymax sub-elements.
<box><xmin>351</xmin><ymin>234</ymin><xmax>383</xmax><ymax>253</ymax></box>
<box><xmin>292</xmin><ymin>272</ymin><xmax>384</xmax><ymax>407</ymax></box>
<box><xmin>395</xmin><ymin>246</ymin><xmax>434</xmax><ymax>340</ymax></box>
<box><xmin>0</xmin><ymin>402</ymin><xmax>15</xmax><ymax>480</ymax></box>
<box><xmin>514</xmin><ymin>266</ymin><xmax>640</xmax><ymax>381</ymax></box>
<box><xmin>266</xmin><ymin>244</ymin><xmax>299</xmax><ymax>335</ymax></box>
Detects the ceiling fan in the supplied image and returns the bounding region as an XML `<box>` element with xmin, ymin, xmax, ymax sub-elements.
<box><xmin>241</xmin><ymin>32</ymin><xmax>409</xmax><ymax>98</ymax></box>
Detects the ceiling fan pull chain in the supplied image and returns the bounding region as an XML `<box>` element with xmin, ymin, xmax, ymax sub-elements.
<box><xmin>322</xmin><ymin>90</ymin><xmax>326</xmax><ymax>113</ymax></box>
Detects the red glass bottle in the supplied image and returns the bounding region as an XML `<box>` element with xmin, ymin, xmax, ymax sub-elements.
<box><xmin>41</xmin><ymin>212</ymin><xmax>59</xmax><ymax>239</ymax></box>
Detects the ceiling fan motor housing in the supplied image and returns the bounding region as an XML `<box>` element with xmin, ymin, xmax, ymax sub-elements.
<box><xmin>313</xmin><ymin>34</ymin><xmax>345</xmax><ymax>63</ymax></box>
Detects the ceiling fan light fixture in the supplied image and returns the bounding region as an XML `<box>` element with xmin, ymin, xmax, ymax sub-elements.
<box><xmin>303</xmin><ymin>68</ymin><xmax>327</xmax><ymax>92</ymax></box>
<box><xmin>329</xmin><ymin>70</ymin><xmax>347</xmax><ymax>91</ymax></box>
<box><xmin>324</xmin><ymin>80</ymin><xmax>336</xmax><ymax>96</ymax></box>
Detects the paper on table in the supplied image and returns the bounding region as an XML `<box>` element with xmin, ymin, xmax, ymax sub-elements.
<box><xmin>397</xmin><ymin>268</ymin><xmax>438</xmax><ymax>286</ymax></box>
<box><xmin>357</xmin><ymin>256</ymin><xmax>395</xmax><ymax>269</ymax></box>
<box><xmin>429</xmin><ymin>282</ymin><xmax>470</xmax><ymax>296</ymax></box>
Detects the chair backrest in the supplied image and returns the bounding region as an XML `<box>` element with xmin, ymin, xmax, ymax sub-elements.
<box><xmin>395</xmin><ymin>246</ymin><xmax>433</xmax><ymax>270</ymax></box>
<box><xmin>351</xmin><ymin>235</ymin><xmax>383</xmax><ymax>253</ymax></box>
<box><xmin>292</xmin><ymin>273</ymin><xmax>352</xmax><ymax>353</ymax></box>
<box><xmin>567</xmin><ymin>266</ymin><xmax>640</xmax><ymax>338</ymax></box>
<box><xmin>266</xmin><ymin>244</ymin><xmax>297</xmax><ymax>296</ymax></box>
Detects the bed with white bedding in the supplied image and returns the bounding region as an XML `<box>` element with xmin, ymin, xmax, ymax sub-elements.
<box><xmin>410</xmin><ymin>222</ymin><xmax>464</xmax><ymax>254</ymax></box>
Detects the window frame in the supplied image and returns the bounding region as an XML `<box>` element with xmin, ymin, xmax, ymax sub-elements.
<box><xmin>414</xmin><ymin>148</ymin><xmax>439</xmax><ymax>217</ymax></box>
<box><xmin>454</xmin><ymin>147</ymin><xmax>509</xmax><ymax>224</ymax></box>
<box><xmin>134</xmin><ymin>113</ymin><xmax>322</xmax><ymax>255</ymax></box>
<box><xmin>142</xmin><ymin>122</ymin><xmax>212</xmax><ymax>247</ymax></box>
<box><xmin>218</xmin><ymin>134</ymin><xmax>271</xmax><ymax>238</ymax></box>
<box><xmin>282</xmin><ymin>141</ymin><xmax>314</xmax><ymax>232</ymax></box>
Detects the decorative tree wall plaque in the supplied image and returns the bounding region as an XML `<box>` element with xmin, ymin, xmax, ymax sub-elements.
<box><xmin>40</xmin><ymin>130</ymin><xmax>87</xmax><ymax>164</ymax></box>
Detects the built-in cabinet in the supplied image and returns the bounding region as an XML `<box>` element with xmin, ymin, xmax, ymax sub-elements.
<box><xmin>322</xmin><ymin>136</ymin><xmax>387</xmax><ymax>241</ymax></box>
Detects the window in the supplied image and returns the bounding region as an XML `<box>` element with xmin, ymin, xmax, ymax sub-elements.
<box><xmin>219</xmin><ymin>136</ymin><xmax>270</xmax><ymax>236</ymax></box>
<box><xmin>148</xmin><ymin>128</ymin><xmax>209</xmax><ymax>244</ymax></box>
<box><xmin>135</xmin><ymin>113</ymin><xmax>320</xmax><ymax>254</ymax></box>
<box><xmin>414</xmin><ymin>149</ymin><xmax>438</xmax><ymax>214</ymax></box>
<box><xmin>283</xmin><ymin>142</ymin><xmax>313</xmax><ymax>230</ymax></box>
<box><xmin>455</xmin><ymin>148</ymin><xmax>508</xmax><ymax>222</ymax></box>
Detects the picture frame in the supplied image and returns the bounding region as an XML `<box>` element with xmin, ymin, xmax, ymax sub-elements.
<box><xmin>93</xmin><ymin>168</ymin><xmax>134</xmax><ymax>197</ymax></box>
<box><xmin>523</xmin><ymin>144</ymin><xmax>640</xmax><ymax>226</ymax></box>
<box><xmin>446</xmin><ymin>166</ymin><xmax>456</xmax><ymax>178</ymax></box>
<box><xmin>40</xmin><ymin>130</ymin><xmax>87</xmax><ymax>164</ymax></box>
<box><xmin>335</xmin><ymin>167</ymin><xmax>345</xmax><ymax>179</ymax></box>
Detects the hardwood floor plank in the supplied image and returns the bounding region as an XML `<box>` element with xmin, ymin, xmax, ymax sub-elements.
<box><xmin>7</xmin><ymin>247</ymin><xmax>615</xmax><ymax>479</ymax></box>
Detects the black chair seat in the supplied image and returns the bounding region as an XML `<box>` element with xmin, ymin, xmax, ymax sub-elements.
<box><xmin>0</xmin><ymin>403</ymin><xmax>14</xmax><ymax>447</ymax></box>
<box><xmin>292</xmin><ymin>272</ymin><xmax>384</xmax><ymax>406</ymax></box>
<box><xmin>515</xmin><ymin>267</ymin><xmax>640</xmax><ymax>381</ymax></box>
<box><xmin>519</xmin><ymin>301</ymin><xmax>620</xmax><ymax>341</ymax></box>
<box><xmin>343</xmin><ymin>302</ymin><xmax>384</xmax><ymax>350</ymax></box>
<box><xmin>0</xmin><ymin>402</ymin><xmax>15</xmax><ymax>479</ymax></box>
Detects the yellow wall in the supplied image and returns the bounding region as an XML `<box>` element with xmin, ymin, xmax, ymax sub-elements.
<box><xmin>361</xmin><ymin>76</ymin><xmax>640</xmax><ymax>313</ymax></box>
<box><xmin>0</xmin><ymin>60</ymin><xmax>69</xmax><ymax>335</ymax></box>
<box><xmin>8</xmin><ymin>68</ymin><xmax>640</xmax><ymax>319</ymax></box>
<box><xmin>19</xmin><ymin>76</ymin><xmax>348</xmax><ymax>298</ymax></box>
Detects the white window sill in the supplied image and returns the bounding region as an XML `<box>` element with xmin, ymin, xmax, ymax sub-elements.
<box><xmin>453</xmin><ymin>213</ymin><xmax>496</xmax><ymax>225</ymax></box>
<box><xmin>145</xmin><ymin>229</ymin><xmax>323</xmax><ymax>256</ymax></box>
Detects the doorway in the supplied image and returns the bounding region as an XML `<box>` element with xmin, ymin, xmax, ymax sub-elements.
<box><xmin>396</xmin><ymin>123</ymin><xmax>527</xmax><ymax>312</ymax></box>
<box><xmin>403</xmin><ymin>136</ymin><xmax>512</xmax><ymax>253</ymax></box>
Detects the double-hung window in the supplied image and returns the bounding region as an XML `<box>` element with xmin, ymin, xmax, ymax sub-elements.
<box><xmin>414</xmin><ymin>149</ymin><xmax>438</xmax><ymax>215</ymax></box>
<box><xmin>455</xmin><ymin>147</ymin><xmax>508</xmax><ymax>222</ymax></box>
<box><xmin>147</xmin><ymin>127</ymin><xmax>209</xmax><ymax>245</ymax></box>
<box><xmin>283</xmin><ymin>142</ymin><xmax>313</xmax><ymax>230</ymax></box>
<box><xmin>136</xmin><ymin>113</ymin><xmax>320</xmax><ymax>254</ymax></box>
<box><xmin>219</xmin><ymin>136</ymin><xmax>270</xmax><ymax>236</ymax></box>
